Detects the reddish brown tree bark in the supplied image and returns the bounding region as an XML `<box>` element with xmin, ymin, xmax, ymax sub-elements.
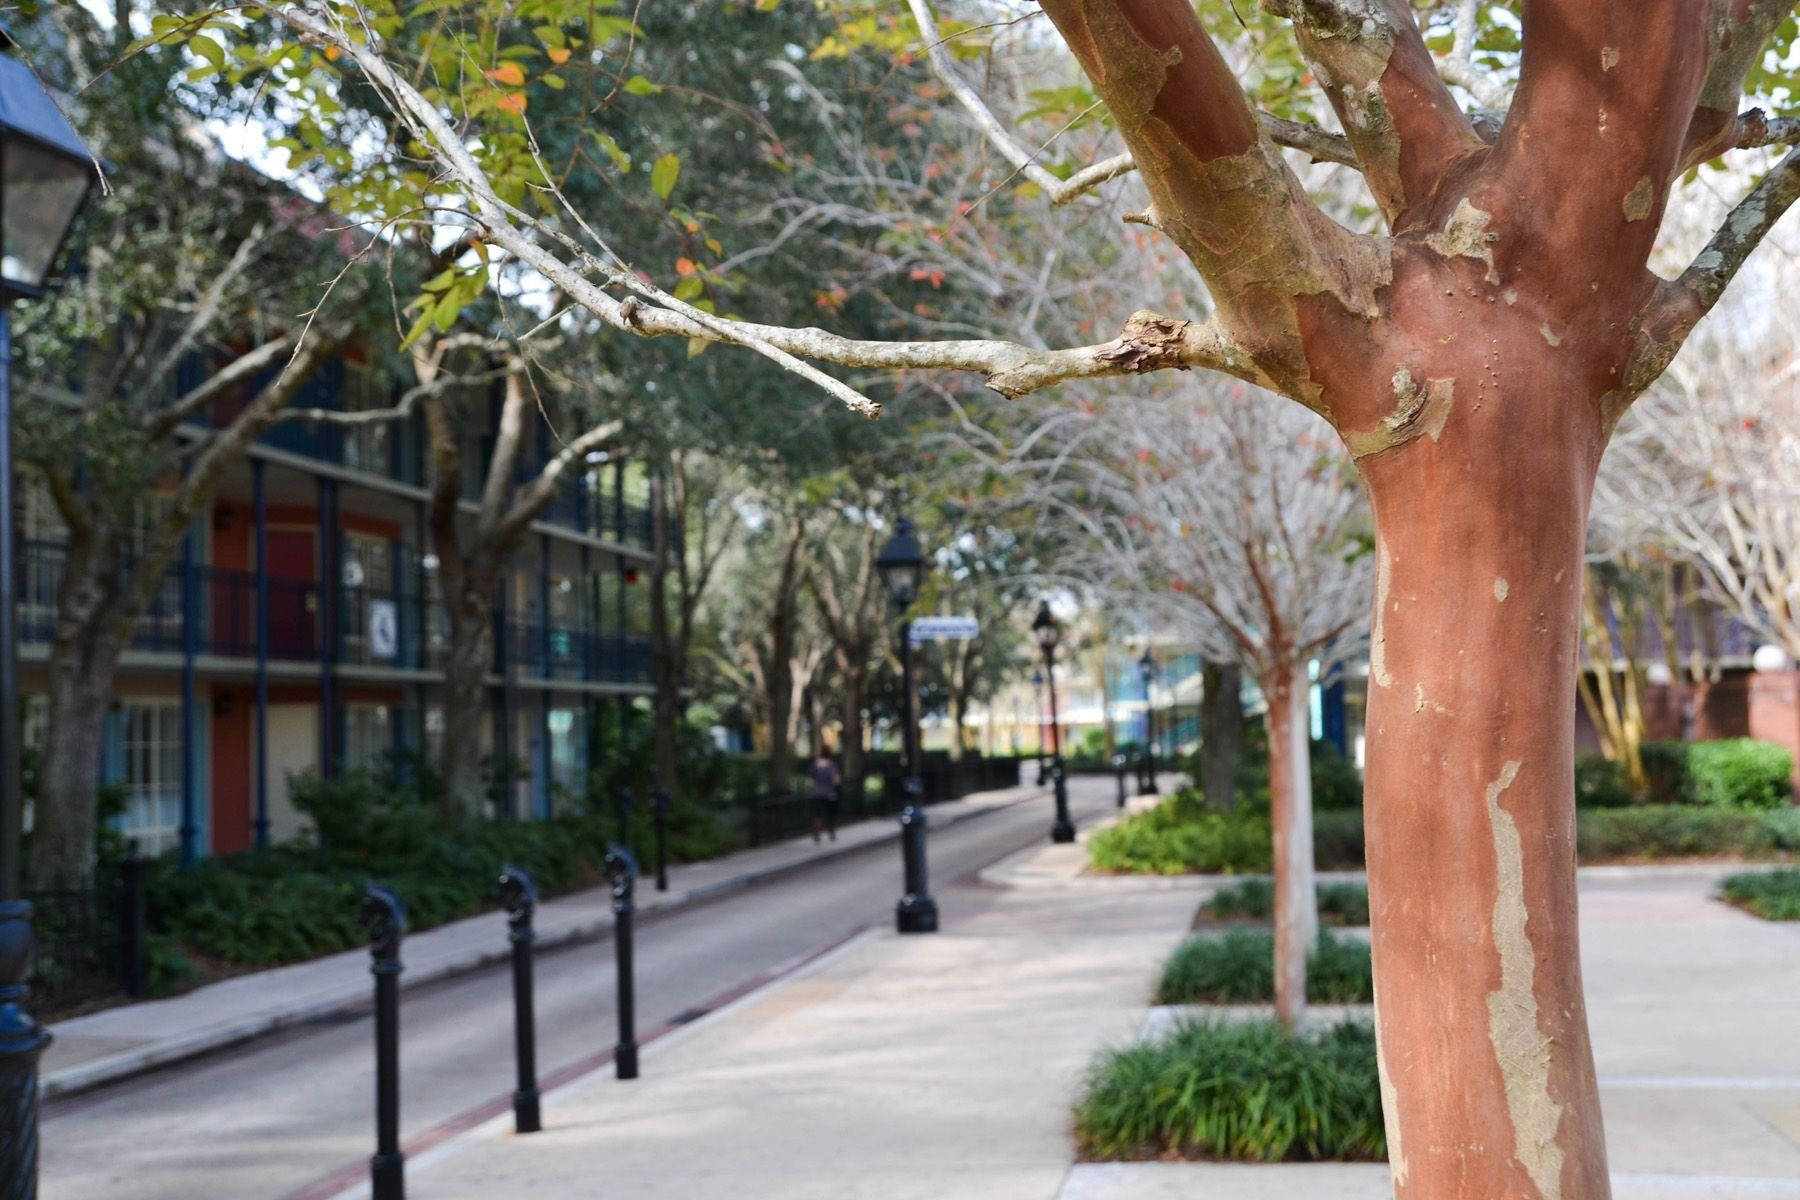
<box><xmin>1032</xmin><ymin>0</ymin><xmax>1797</xmax><ymax>1194</ymax></box>
<box><xmin>1263</xmin><ymin>659</ymin><xmax>1317</xmax><ymax>1031</ymax></box>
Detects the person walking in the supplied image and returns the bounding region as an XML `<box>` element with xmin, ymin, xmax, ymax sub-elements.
<box><xmin>808</xmin><ymin>750</ymin><xmax>842</xmax><ymax>844</ymax></box>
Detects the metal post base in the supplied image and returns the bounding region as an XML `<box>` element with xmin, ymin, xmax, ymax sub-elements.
<box><xmin>513</xmin><ymin>1090</ymin><xmax>541</xmax><ymax>1134</ymax></box>
<box><xmin>370</xmin><ymin>1154</ymin><xmax>405</xmax><ymax>1200</ymax></box>
<box><xmin>1050</xmin><ymin>821</ymin><xmax>1077</xmax><ymax>844</ymax></box>
<box><xmin>896</xmin><ymin>894</ymin><xmax>939</xmax><ymax>933</ymax></box>
<box><xmin>616</xmin><ymin>1044</ymin><xmax>639</xmax><ymax>1080</ymax></box>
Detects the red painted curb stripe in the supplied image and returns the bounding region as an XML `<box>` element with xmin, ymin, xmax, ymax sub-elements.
<box><xmin>282</xmin><ymin>923</ymin><xmax>872</xmax><ymax>1200</ymax></box>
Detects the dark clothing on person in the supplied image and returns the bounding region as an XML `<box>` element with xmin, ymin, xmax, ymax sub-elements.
<box><xmin>809</xmin><ymin>758</ymin><xmax>842</xmax><ymax>839</ymax></box>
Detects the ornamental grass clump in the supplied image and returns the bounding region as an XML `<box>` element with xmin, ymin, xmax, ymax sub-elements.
<box><xmin>1075</xmin><ymin>1018</ymin><xmax>1385</xmax><ymax>1163</ymax></box>
<box><xmin>1156</xmin><ymin>929</ymin><xmax>1373</xmax><ymax>1005</ymax></box>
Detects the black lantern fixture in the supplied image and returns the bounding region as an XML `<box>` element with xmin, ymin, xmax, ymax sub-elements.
<box><xmin>1034</xmin><ymin>601</ymin><xmax>1076</xmax><ymax>843</ymax></box>
<box><xmin>1137</xmin><ymin>649</ymin><xmax>1160</xmax><ymax>796</ymax></box>
<box><xmin>875</xmin><ymin>517</ymin><xmax>925</xmax><ymax>610</ymax></box>
<box><xmin>0</xmin><ymin>31</ymin><xmax>98</xmax><ymax>304</ymax></box>
<box><xmin>880</xmin><ymin>519</ymin><xmax>937</xmax><ymax>934</ymax></box>
<box><xmin>0</xmin><ymin>25</ymin><xmax>101</xmax><ymax>1197</ymax></box>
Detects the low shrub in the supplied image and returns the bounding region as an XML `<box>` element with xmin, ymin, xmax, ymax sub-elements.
<box><xmin>1574</xmin><ymin>753</ymin><xmax>1633</xmax><ymax>808</ymax></box>
<box><xmin>1575</xmin><ymin>804</ymin><xmax>1778</xmax><ymax>860</ymax></box>
<box><xmin>1689</xmin><ymin>739</ymin><xmax>1794</xmax><ymax>809</ymax></box>
<box><xmin>146</xmin><ymin>764</ymin><xmax>738</xmax><ymax>972</ymax></box>
<box><xmin>1074</xmin><ymin>1018</ymin><xmax>1385</xmax><ymax>1162</ymax></box>
<box><xmin>1204</xmin><ymin>879</ymin><xmax>1370</xmax><ymax>927</ymax></box>
<box><xmin>1575</xmin><ymin>739</ymin><xmax>1792</xmax><ymax>809</ymax></box>
<box><xmin>1156</xmin><ymin>930</ymin><xmax>1372</xmax><ymax>1005</ymax></box>
<box><xmin>1103</xmin><ymin>793</ymin><xmax>1800</xmax><ymax>876</ymax></box>
<box><xmin>1088</xmin><ymin>792</ymin><xmax>1272</xmax><ymax>875</ymax></box>
<box><xmin>1720</xmin><ymin>869</ymin><xmax>1800</xmax><ymax>920</ymax></box>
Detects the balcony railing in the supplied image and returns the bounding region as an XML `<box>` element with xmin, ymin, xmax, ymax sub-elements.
<box><xmin>19</xmin><ymin>541</ymin><xmax>652</xmax><ymax>685</ymax></box>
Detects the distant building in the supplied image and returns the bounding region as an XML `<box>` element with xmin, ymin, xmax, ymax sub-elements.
<box><xmin>22</xmin><ymin>357</ymin><xmax>660</xmax><ymax>858</ymax></box>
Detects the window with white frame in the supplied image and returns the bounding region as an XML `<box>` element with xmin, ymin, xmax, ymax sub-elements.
<box><xmin>120</xmin><ymin>702</ymin><xmax>182</xmax><ymax>857</ymax></box>
<box><xmin>345</xmin><ymin>704</ymin><xmax>393</xmax><ymax>773</ymax></box>
<box><xmin>339</xmin><ymin>365</ymin><xmax>392</xmax><ymax>475</ymax></box>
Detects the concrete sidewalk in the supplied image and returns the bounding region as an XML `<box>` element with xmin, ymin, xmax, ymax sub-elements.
<box><xmin>372</xmin><ymin>858</ymin><xmax>1800</xmax><ymax>1200</ymax></box>
<box><xmin>42</xmin><ymin>781</ymin><xmax>1043</xmax><ymax>1099</ymax></box>
<box><xmin>355</xmin><ymin>882</ymin><xmax>1198</xmax><ymax>1200</ymax></box>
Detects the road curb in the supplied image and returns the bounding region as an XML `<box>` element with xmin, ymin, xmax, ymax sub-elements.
<box><xmin>42</xmin><ymin>789</ymin><xmax>1045</xmax><ymax>1102</ymax></box>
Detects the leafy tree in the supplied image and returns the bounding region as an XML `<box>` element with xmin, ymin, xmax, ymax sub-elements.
<box><xmin>145</xmin><ymin>1</ymin><xmax>1800</xmax><ymax>1191</ymax></box>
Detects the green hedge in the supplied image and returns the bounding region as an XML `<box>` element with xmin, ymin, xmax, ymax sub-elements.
<box><xmin>1075</xmin><ymin>1018</ymin><xmax>1385</xmax><ymax>1162</ymax></box>
<box><xmin>1206</xmin><ymin>879</ymin><xmax>1370</xmax><ymax>927</ymax></box>
<box><xmin>1093</xmin><ymin>792</ymin><xmax>1800</xmax><ymax>876</ymax></box>
<box><xmin>1720</xmin><ymin>869</ymin><xmax>1800</xmax><ymax>919</ymax></box>
<box><xmin>1576</xmin><ymin>739</ymin><xmax>1793</xmax><ymax>809</ymax></box>
<box><xmin>145</xmin><ymin>765</ymin><xmax>736</xmax><ymax>976</ymax></box>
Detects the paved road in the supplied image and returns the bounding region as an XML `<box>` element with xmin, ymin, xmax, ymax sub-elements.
<box><xmin>43</xmin><ymin>779</ymin><xmax>1121</xmax><ymax>1200</ymax></box>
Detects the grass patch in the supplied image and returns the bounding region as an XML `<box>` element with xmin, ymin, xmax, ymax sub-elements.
<box><xmin>1075</xmin><ymin>1018</ymin><xmax>1385</xmax><ymax>1162</ymax></box>
<box><xmin>1156</xmin><ymin>929</ymin><xmax>1373</xmax><ymax>1005</ymax></box>
<box><xmin>1720</xmin><ymin>869</ymin><xmax>1800</xmax><ymax>920</ymax></box>
<box><xmin>1205</xmin><ymin>879</ymin><xmax>1370</xmax><ymax>927</ymax></box>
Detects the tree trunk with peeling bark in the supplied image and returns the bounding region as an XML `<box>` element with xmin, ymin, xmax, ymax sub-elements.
<box><xmin>648</xmin><ymin>472</ymin><xmax>679</xmax><ymax>797</ymax></box>
<box><xmin>439</xmin><ymin>568</ymin><xmax>497</xmax><ymax>822</ymax></box>
<box><xmin>33</xmin><ymin>537</ymin><xmax>127</xmax><ymax>888</ymax></box>
<box><xmin>1262</xmin><ymin>659</ymin><xmax>1318</xmax><ymax>1030</ymax></box>
<box><xmin>1202</xmin><ymin>660</ymin><xmax>1242</xmax><ymax>810</ymax></box>
<box><xmin>1360</xmin><ymin>402</ymin><xmax>1604</xmax><ymax>1197</ymax></box>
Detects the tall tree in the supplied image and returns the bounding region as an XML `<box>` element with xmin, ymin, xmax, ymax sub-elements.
<box><xmin>1060</xmin><ymin>384</ymin><xmax>1373</xmax><ymax>1030</ymax></box>
<box><xmin>173</xmin><ymin>1</ymin><xmax>1800</xmax><ymax>1189</ymax></box>
<box><xmin>16</xmin><ymin>6</ymin><xmax>382</xmax><ymax>886</ymax></box>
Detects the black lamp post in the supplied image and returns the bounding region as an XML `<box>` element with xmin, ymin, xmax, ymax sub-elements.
<box><xmin>1030</xmin><ymin>668</ymin><xmax>1047</xmax><ymax>786</ymax></box>
<box><xmin>1138</xmin><ymin>649</ymin><xmax>1160</xmax><ymax>796</ymax></box>
<box><xmin>877</xmin><ymin>519</ymin><xmax>936</xmax><ymax>934</ymax></box>
<box><xmin>0</xmin><ymin>29</ymin><xmax>101</xmax><ymax>1198</ymax></box>
<box><xmin>1033</xmin><ymin>601</ymin><xmax>1075</xmax><ymax>844</ymax></box>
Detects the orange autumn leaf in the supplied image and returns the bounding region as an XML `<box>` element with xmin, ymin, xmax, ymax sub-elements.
<box><xmin>495</xmin><ymin>92</ymin><xmax>528</xmax><ymax>114</ymax></box>
<box><xmin>485</xmin><ymin>62</ymin><xmax>526</xmax><ymax>87</ymax></box>
<box><xmin>547</xmin><ymin>47</ymin><xmax>571</xmax><ymax>65</ymax></box>
<box><xmin>675</xmin><ymin>258</ymin><xmax>698</xmax><ymax>276</ymax></box>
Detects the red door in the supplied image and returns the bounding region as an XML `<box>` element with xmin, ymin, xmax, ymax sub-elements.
<box><xmin>267</xmin><ymin>529</ymin><xmax>317</xmax><ymax>659</ymax></box>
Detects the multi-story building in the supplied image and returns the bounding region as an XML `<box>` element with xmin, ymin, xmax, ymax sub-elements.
<box><xmin>21</xmin><ymin>358</ymin><xmax>661</xmax><ymax>859</ymax></box>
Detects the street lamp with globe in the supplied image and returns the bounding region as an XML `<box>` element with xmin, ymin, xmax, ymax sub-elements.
<box><xmin>0</xmin><ymin>24</ymin><xmax>103</xmax><ymax>1194</ymax></box>
<box><xmin>876</xmin><ymin>519</ymin><xmax>937</xmax><ymax>933</ymax></box>
<box><xmin>1033</xmin><ymin>601</ymin><xmax>1076</xmax><ymax>844</ymax></box>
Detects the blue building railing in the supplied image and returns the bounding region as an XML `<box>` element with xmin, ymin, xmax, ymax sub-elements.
<box><xmin>19</xmin><ymin>540</ymin><xmax>651</xmax><ymax>686</ymax></box>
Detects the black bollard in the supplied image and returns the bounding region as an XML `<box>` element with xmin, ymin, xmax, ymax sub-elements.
<box><xmin>0</xmin><ymin>901</ymin><xmax>49</xmax><ymax>1200</ymax></box>
<box><xmin>362</xmin><ymin>884</ymin><xmax>406</xmax><ymax>1200</ymax></box>
<box><xmin>615</xmin><ymin>785</ymin><xmax>633</xmax><ymax>849</ymax></box>
<box><xmin>498</xmin><ymin>866</ymin><xmax>540</xmax><ymax>1134</ymax></box>
<box><xmin>1112</xmin><ymin>753</ymin><xmax>1129</xmax><ymax>810</ymax></box>
<box><xmin>895</xmin><ymin>779</ymin><xmax>939</xmax><ymax>934</ymax></box>
<box><xmin>118</xmin><ymin>854</ymin><xmax>149</xmax><ymax>999</ymax></box>
<box><xmin>602</xmin><ymin>846</ymin><xmax>639</xmax><ymax>1080</ymax></box>
<box><xmin>1051</xmin><ymin>759</ymin><xmax>1076</xmax><ymax>844</ymax></box>
<box><xmin>652</xmin><ymin>789</ymin><xmax>670</xmax><ymax>893</ymax></box>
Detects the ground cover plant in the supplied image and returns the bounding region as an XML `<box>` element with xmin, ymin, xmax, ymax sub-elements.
<box><xmin>1074</xmin><ymin>1018</ymin><xmax>1385</xmax><ymax>1163</ymax></box>
<box><xmin>1204</xmin><ymin>879</ymin><xmax>1370</xmax><ymax>927</ymax></box>
<box><xmin>1719</xmin><ymin>869</ymin><xmax>1800</xmax><ymax>920</ymax></box>
<box><xmin>1156</xmin><ymin>930</ymin><xmax>1373</xmax><ymax>1005</ymax></box>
